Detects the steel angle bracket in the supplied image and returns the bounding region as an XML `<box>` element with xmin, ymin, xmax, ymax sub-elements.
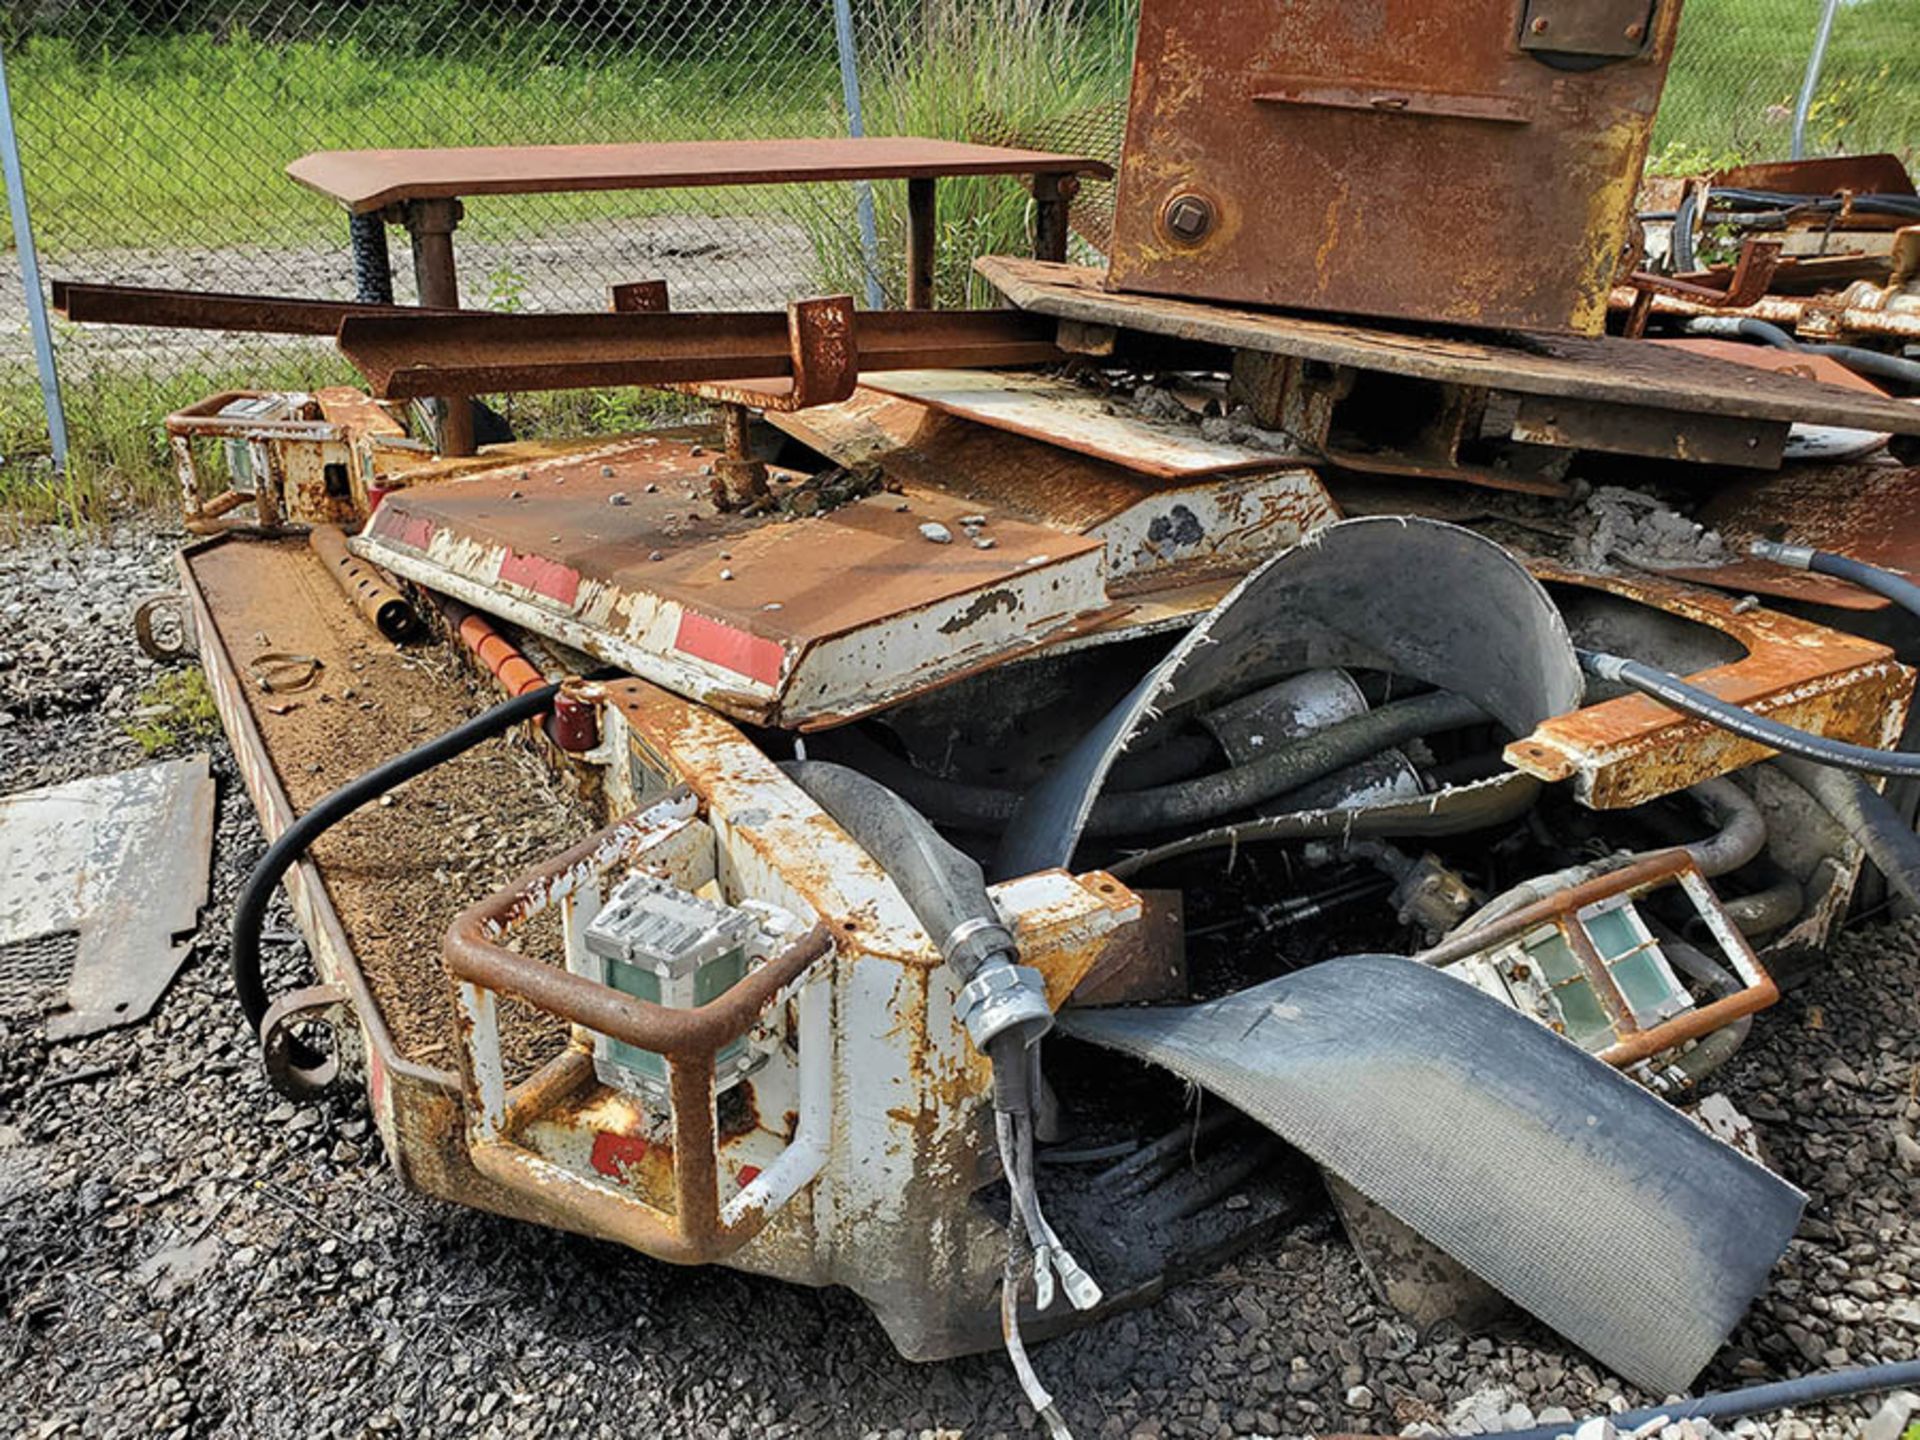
<box><xmin>994</xmin><ymin>517</ymin><xmax>1583</xmax><ymax>878</ymax></box>
<box><xmin>1059</xmin><ymin>955</ymin><xmax>1805</xmax><ymax>1395</ymax></box>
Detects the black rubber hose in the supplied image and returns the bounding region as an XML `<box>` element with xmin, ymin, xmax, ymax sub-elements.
<box><xmin>1750</xmin><ymin>539</ymin><xmax>1920</xmax><ymax>625</ymax></box>
<box><xmin>1108</xmin><ymin>775</ymin><xmax>1541</xmax><ymax>880</ymax></box>
<box><xmin>817</xmin><ymin>691</ymin><xmax>1487</xmax><ymax>837</ymax></box>
<box><xmin>232</xmin><ymin>683</ymin><xmax>561</xmax><ymax>1068</ymax></box>
<box><xmin>1680</xmin><ymin>315</ymin><xmax>1920</xmax><ymax>391</ymax></box>
<box><xmin>1774</xmin><ymin>756</ymin><xmax>1920</xmax><ymax>910</ymax></box>
<box><xmin>1481</xmin><ymin>1359</ymin><xmax>1920</xmax><ymax>1440</ymax></box>
<box><xmin>1582</xmin><ymin>650</ymin><xmax>1920</xmax><ymax>779</ymax></box>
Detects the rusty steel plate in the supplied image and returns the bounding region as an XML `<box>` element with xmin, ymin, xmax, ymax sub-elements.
<box><xmin>1507</xmin><ymin>565</ymin><xmax>1915</xmax><ymax>808</ymax></box>
<box><xmin>1713</xmin><ymin>153</ymin><xmax>1918</xmax><ymax>198</ymax></box>
<box><xmin>859</xmin><ymin>369</ymin><xmax>1297</xmax><ymax>478</ymax></box>
<box><xmin>978</xmin><ymin>258</ymin><xmax>1920</xmax><ymax>441</ymax></box>
<box><xmin>763</xmin><ymin>386</ymin><xmax>1341</xmax><ymax>594</ymax></box>
<box><xmin>288</xmin><ymin>137</ymin><xmax>1112</xmax><ymax>213</ymax></box>
<box><xmin>1664</xmin><ymin>461</ymin><xmax>1920</xmax><ymax>613</ymax></box>
<box><xmin>1106</xmin><ymin>0</ymin><xmax>1680</xmax><ymax>334</ymax></box>
<box><xmin>351</xmin><ymin>436</ymin><xmax>1111</xmax><ymax>729</ymax></box>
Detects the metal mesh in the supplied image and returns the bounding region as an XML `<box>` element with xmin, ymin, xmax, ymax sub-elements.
<box><xmin>1</xmin><ymin>0</ymin><xmax>1916</xmax><ymax>470</ymax></box>
<box><xmin>0</xmin><ymin>933</ymin><xmax>76</xmax><ymax>1016</ymax></box>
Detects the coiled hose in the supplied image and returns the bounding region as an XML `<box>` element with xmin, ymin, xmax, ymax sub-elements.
<box><xmin>1580</xmin><ymin>650</ymin><xmax>1920</xmax><ymax>779</ymax></box>
<box><xmin>232</xmin><ymin>683</ymin><xmax>561</xmax><ymax>1072</ymax></box>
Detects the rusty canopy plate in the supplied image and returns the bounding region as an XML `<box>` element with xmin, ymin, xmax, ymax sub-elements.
<box><xmin>288</xmin><ymin>137</ymin><xmax>1113</xmax><ymax>213</ymax></box>
<box><xmin>859</xmin><ymin>369</ymin><xmax>1297</xmax><ymax>478</ymax></box>
<box><xmin>978</xmin><ymin>258</ymin><xmax>1920</xmax><ymax>440</ymax></box>
<box><xmin>351</xmin><ymin>435</ymin><xmax>1112</xmax><ymax>728</ymax></box>
<box><xmin>1105</xmin><ymin>0</ymin><xmax>1680</xmax><ymax>334</ymax></box>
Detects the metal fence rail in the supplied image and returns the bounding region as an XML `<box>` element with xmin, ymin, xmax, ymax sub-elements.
<box><xmin>1</xmin><ymin>0</ymin><xmax>1915</xmax><ymax>477</ymax></box>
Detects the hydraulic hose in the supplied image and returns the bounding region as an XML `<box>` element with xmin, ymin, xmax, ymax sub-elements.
<box><xmin>1722</xmin><ymin>876</ymin><xmax>1806</xmax><ymax>937</ymax></box>
<box><xmin>1581</xmin><ymin>649</ymin><xmax>1920</xmax><ymax>779</ymax></box>
<box><xmin>782</xmin><ymin>759</ymin><xmax>1099</xmax><ymax>1433</ymax></box>
<box><xmin>1480</xmin><ymin>1359</ymin><xmax>1920</xmax><ymax>1440</ymax></box>
<box><xmin>232</xmin><ymin>683</ymin><xmax>561</xmax><ymax>1069</ymax></box>
<box><xmin>1451</xmin><ymin>778</ymin><xmax>1764</xmax><ymax>938</ymax></box>
<box><xmin>1774</xmin><ymin>756</ymin><xmax>1920</xmax><ymax>911</ymax></box>
<box><xmin>1107</xmin><ymin>774</ymin><xmax>1541</xmax><ymax>880</ymax></box>
<box><xmin>1679</xmin><ymin>315</ymin><xmax>1920</xmax><ymax>391</ymax></box>
<box><xmin>819</xmin><ymin>691</ymin><xmax>1488</xmax><ymax>837</ymax></box>
<box><xmin>1750</xmin><ymin>539</ymin><xmax>1920</xmax><ymax>626</ymax></box>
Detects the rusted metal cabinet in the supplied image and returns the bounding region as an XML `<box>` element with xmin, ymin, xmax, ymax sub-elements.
<box><xmin>1108</xmin><ymin>0</ymin><xmax>1683</xmax><ymax>334</ymax></box>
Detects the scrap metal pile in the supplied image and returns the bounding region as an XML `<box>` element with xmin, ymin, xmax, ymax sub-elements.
<box><xmin>54</xmin><ymin>1</ymin><xmax>1920</xmax><ymax>1433</ymax></box>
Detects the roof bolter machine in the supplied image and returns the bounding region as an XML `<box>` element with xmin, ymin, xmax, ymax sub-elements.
<box><xmin>60</xmin><ymin>1</ymin><xmax>1920</xmax><ymax>1431</ymax></box>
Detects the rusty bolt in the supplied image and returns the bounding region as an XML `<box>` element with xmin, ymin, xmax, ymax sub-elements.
<box><xmin>1624</xmin><ymin>20</ymin><xmax>1645</xmax><ymax>39</ymax></box>
<box><xmin>1530</xmin><ymin>15</ymin><xmax>1549</xmax><ymax>32</ymax></box>
<box><xmin>1163</xmin><ymin>193</ymin><xmax>1215</xmax><ymax>244</ymax></box>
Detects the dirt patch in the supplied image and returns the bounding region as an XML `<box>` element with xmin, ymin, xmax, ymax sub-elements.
<box><xmin>189</xmin><ymin>536</ymin><xmax>594</xmax><ymax>1075</ymax></box>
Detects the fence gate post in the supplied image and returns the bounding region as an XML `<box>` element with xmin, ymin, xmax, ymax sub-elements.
<box><xmin>0</xmin><ymin>37</ymin><xmax>68</xmax><ymax>472</ymax></box>
<box><xmin>832</xmin><ymin>0</ymin><xmax>887</xmax><ymax>310</ymax></box>
<box><xmin>1791</xmin><ymin>0</ymin><xmax>1843</xmax><ymax>161</ymax></box>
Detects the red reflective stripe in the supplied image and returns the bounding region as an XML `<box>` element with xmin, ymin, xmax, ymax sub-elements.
<box><xmin>497</xmin><ymin>549</ymin><xmax>581</xmax><ymax>606</ymax></box>
<box><xmin>674</xmin><ymin>611</ymin><xmax>784</xmax><ymax>687</ymax></box>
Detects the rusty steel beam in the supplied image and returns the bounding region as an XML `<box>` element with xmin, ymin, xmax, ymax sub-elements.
<box><xmin>52</xmin><ymin>279</ymin><xmax>465</xmax><ymax>335</ymax></box>
<box><xmin>335</xmin><ymin>305</ymin><xmax>1064</xmax><ymax>399</ymax></box>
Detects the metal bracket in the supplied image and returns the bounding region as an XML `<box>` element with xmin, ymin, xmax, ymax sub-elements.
<box><xmin>260</xmin><ymin>981</ymin><xmax>351</xmax><ymax>1099</ymax></box>
<box><xmin>1623</xmin><ymin>237</ymin><xmax>1783</xmax><ymax>337</ymax></box>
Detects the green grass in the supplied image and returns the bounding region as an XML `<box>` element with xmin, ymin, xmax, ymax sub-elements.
<box><xmin>3</xmin><ymin>21</ymin><xmax>841</xmax><ymax>256</ymax></box>
<box><xmin>125</xmin><ymin>668</ymin><xmax>220</xmax><ymax>755</ymax></box>
<box><xmin>1650</xmin><ymin>0</ymin><xmax>1919</xmax><ymax>173</ymax></box>
<box><xmin>4</xmin><ymin>0</ymin><xmax>1919</xmax><ymax>516</ymax></box>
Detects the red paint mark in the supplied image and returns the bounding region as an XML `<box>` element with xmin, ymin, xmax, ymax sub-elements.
<box><xmin>736</xmin><ymin>1164</ymin><xmax>762</xmax><ymax>1188</ymax></box>
<box><xmin>367</xmin><ymin>502</ymin><xmax>433</xmax><ymax>551</ymax></box>
<box><xmin>675</xmin><ymin>611</ymin><xmax>784</xmax><ymax>687</ymax></box>
<box><xmin>498</xmin><ymin>549</ymin><xmax>581</xmax><ymax>607</ymax></box>
<box><xmin>590</xmin><ymin>1131</ymin><xmax>651</xmax><ymax>1181</ymax></box>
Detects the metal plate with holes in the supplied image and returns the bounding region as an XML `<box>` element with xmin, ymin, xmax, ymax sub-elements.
<box><xmin>0</xmin><ymin>755</ymin><xmax>216</xmax><ymax>1037</ymax></box>
<box><xmin>1519</xmin><ymin>0</ymin><xmax>1657</xmax><ymax>59</ymax></box>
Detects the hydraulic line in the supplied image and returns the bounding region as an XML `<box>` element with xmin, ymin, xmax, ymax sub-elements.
<box><xmin>1750</xmin><ymin>538</ymin><xmax>1920</xmax><ymax>625</ymax></box>
<box><xmin>232</xmin><ymin>683</ymin><xmax>561</xmax><ymax>1070</ymax></box>
<box><xmin>1451</xmin><ymin>778</ymin><xmax>1764</xmax><ymax>938</ymax></box>
<box><xmin>782</xmin><ymin>761</ymin><xmax>1099</xmax><ymax>1434</ymax></box>
<box><xmin>820</xmin><ymin>691</ymin><xmax>1487</xmax><ymax>837</ymax></box>
<box><xmin>1773</xmin><ymin>756</ymin><xmax>1920</xmax><ymax>911</ymax></box>
<box><xmin>1581</xmin><ymin>649</ymin><xmax>1920</xmax><ymax>779</ymax></box>
<box><xmin>1107</xmin><ymin>775</ymin><xmax>1541</xmax><ymax>881</ymax></box>
<box><xmin>1679</xmin><ymin>315</ymin><xmax>1920</xmax><ymax>390</ymax></box>
<box><xmin>1722</xmin><ymin>876</ymin><xmax>1806</xmax><ymax>937</ymax></box>
<box><xmin>1480</xmin><ymin>1359</ymin><xmax>1920</xmax><ymax>1440</ymax></box>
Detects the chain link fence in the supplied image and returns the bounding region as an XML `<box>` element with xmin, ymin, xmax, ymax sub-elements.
<box><xmin>2</xmin><ymin>0</ymin><xmax>1916</xmax><ymax>491</ymax></box>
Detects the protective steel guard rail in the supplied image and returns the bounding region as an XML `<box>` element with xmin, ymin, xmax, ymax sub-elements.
<box><xmin>444</xmin><ymin>790</ymin><xmax>835</xmax><ymax>1264</ymax></box>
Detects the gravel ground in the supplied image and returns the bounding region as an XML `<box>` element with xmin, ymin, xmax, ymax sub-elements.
<box><xmin>1</xmin><ymin>516</ymin><xmax>1917</xmax><ymax>1440</ymax></box>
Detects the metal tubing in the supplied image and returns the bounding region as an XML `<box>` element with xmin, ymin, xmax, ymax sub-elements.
<box><xmin>830</xmin><ymin>0</ymin><xmax>887</xmax><ymax>310</ymax></box>
<box><xmin>404</xmin><ymin>197</ymin><xmax>474</xmax><ymax>456</ymax></box>
<box><xmin>1791</xmin><ymin>0</ymin><xmax>1843</xmax><ymax>161</ymax></box>
<box><xmin>309</xmin><ymin>524</ymin><xmax>418</xmax><ymax>642</ymax></box>
<box><xmin>907</xmin><ymin>177</ymin><xmax>937</xmax><ymax>309</ymax></box>
<box><xmin>0</xmin><ymin>39</ymin><xmax>68</xmax><ymax>470</ymax></box>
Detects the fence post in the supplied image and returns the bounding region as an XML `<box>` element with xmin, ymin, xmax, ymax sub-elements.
<box><xmin>1790</xmin><ymin>0</ymin><xmax>1843</xmax><ymax>161</ymax></box>
<box><xmin>832</xmin><ymin>0</ymin><xmax>887</xmax><ymax>310</ymax></box>
<box><xmin>0</xmin><ymin>37</ymin><xmax>69</xmax><ymax>472</ymax></box>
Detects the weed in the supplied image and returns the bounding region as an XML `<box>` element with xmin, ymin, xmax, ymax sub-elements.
<box><xmin>124</xmin><ymin>668</ymin><xmax>221</xmax><ymax>755</ymax></box>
